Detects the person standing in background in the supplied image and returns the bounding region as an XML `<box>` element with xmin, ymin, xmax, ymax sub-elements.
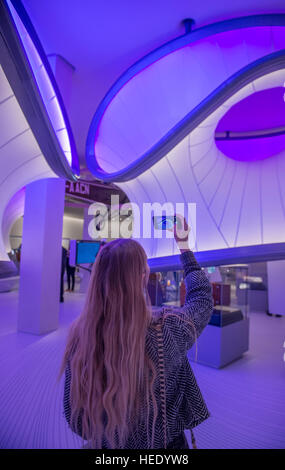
<box><xmin>60</xmin><ymin>246</ymin><xmax>67</xmax><ymax>303</ymax></box>
<box><xmin>147</xmin><ymin>272</ymin><xmax>164</xmax><ymax>306</ymax></box>
<box><xmin>66</xmin><ymin>250</ymin><xmax>76</xmax><ymax>293</ymax></box>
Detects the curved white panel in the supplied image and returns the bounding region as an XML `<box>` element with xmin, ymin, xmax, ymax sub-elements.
<box><xmin>0</xmin><ymin>66</ymin><xmax>56</xmax><ymax>260</ymax></box>
<box><xmin>6</xmin><ymin>0</ymin><xmax>75</xmax><ymax>169</ymax></box>
<box><xmin>86</xmin><ymin>18</ymin><xmax>285</xmax><ymax>259</ymax></box>
<box><xmin>94</xmin><ymin>25</ymin><xmax>285</xmax><ymax>174</ymax></box>
<box><xmin>115</xmin><ymin>69</ymin><xmax>285</xmax><ymax>258</ymax></box>
<box><xmin>0</xmin><ymin>0</ymin><xmax>80</xmax><ymax>261</ymax></box>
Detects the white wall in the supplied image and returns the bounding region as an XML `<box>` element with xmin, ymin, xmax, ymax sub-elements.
<box><xmin>9</xmin><ymin>217</ymin><xmax>23</xmax><ymax>250</ymax></box>
<box><xmin>62</xmin><ymin>215</ymin><xmax>84</xmax><ymax>249</ymax></box>
<box><xmin>9</xmin><ymin>214</ymin><xmax>84</xmax><ymax>251</ymax></box>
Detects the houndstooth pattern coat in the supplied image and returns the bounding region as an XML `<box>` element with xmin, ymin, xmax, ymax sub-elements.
<box><xmin>63</xmin><ymin>250</ymin><xmax>214</xmax><ymax>448</ymax></box>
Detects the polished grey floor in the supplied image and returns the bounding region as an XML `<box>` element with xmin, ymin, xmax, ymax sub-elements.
<box><xmin>0</xmin><ymin>290</ymin><xmax>284</xmax><ymax>449</ymax></box>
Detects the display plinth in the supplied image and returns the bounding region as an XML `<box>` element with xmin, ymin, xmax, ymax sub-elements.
<box><xmin>188</xmin><ymin>318</ymin><xmax>250</xmax><ymax>368</ymax></box>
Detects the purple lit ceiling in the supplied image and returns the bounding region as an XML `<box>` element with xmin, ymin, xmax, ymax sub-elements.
<box><xmin>2</xmin><ymin>1</ymin><xmax>285</xmax><ymax>260</ymax></box>
<box><xmin>88</xmin><ymin>24</ymin><xmax>285</xmax><ymax>175</ymax></box>
<box><xmin>215</xmin><ymin>87</ymin><xmax>285</xmax><ymax>161</ymax></box>
<box><xmin>0</xmin><ymin>0</ymin><xmax>79</xmax><ymax>260</ymax></box>
<box><xmin>22</xmin><ymin>0</ymin><xmax>285</xmax><ymax>165</ymax></box>
<box><xmin>85</xmin><ymin>17</ymin><xmax>285</xmax><ymax>258</ymax></box>
<box><xmin>216</xmin><ymin>87</ymin><xmax>285</xmax><ymax>132</ymax></box>
<box><xmin>215</xmin><ymin>134</ymin><xmax>285</xmax><ymax>162</ymax></box>
<box><xmin>6</xmin><ymin>0</ymin><xmax>79</xmax><ymax>173</ymax></box>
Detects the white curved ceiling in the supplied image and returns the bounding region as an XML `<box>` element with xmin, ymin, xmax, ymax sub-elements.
<box><xmin>90</xmin><ymin>23</ymin><xmax>285</xmax><ymax>175</ymax></box>
<box><xmin>124</xmin><ymin>70</ymin><xmax>285</xmax><ymax>258</ymax></box>
<box><xmin>85</xmin><ymin>20</ymin><xmax>285</xmax><ymax>258</ymax></box>
<box><xmin>0</xmin><ymin>66</ymin><xmax>56</xmax><ymax>260</ymax></box>
<box><xmin>7</xmin><ymin>0</ymin><xmax>74</xmax><ymax>168</ymax></box>
<box><xmin>2</xmin><ymin>2</ymin><xmax>285</xmax><ymax>261</ymax></box>
<box><xmin>22</xmin><ymin>0</ymin><xmax>285</xmax><ymax>164</ymax></box>
<box><xmin>0</xmin><ymin>0</ymin><xmax>80</xmax><ymax>261</ymax></box>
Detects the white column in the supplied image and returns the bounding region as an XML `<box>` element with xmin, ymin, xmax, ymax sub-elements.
<box><xmin>267</xmin><ymin>260</ymin><xmax>285</xmax><ymax>316</ymax></box>
<box><xmin>18</xmin><ymin>178</ymin><xmax>65</xmax><ymax>334</ymax></box>
<box><xmin>79</xmin><ymin>207</ymin><xmax>93</xmax><ymax>293</ymax></box>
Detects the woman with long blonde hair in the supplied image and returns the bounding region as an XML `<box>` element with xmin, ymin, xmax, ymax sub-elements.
<box><xmin>59</xmin><ymin>216</ymin><xmax>213</xmax><ymax>449</ymax></box>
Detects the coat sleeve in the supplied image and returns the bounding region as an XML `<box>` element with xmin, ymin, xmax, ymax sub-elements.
<box><xmin>163</xmin><ymin>250</ymin><xmax>214</xmax><ymax>354</ymax></box>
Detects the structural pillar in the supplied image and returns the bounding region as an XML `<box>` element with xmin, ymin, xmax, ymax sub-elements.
<box><xmin>267</xmin><ymin>260</ymin><xmax>285</xmax><ymax>316</ymax></box>
<box><xmin>18</xmin><ymin>178</ymin><xmax>65</xmax><ymax>334</ymax></box>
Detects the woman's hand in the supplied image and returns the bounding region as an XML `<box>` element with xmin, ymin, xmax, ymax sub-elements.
<box><xmin>169</xmin><ymin>214</ymin><xmax>191</xmax><ymax>252</ymax></box>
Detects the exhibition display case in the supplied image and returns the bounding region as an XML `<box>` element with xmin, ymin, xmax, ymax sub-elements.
<box><xmin>148</xmin><ymin>264</ymin><xmax>249</xmax><ymax>326</ymax></box>
<box><xmin>148</xmin><ymin>263</ymin><xmax>250</xmax><ymax>368</ymax></box>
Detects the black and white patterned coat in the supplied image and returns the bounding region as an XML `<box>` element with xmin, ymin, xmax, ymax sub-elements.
<box><xmin>63</xmin><ymin>250</ymin><xmax>214</xmax><ymax>448</ymax></box>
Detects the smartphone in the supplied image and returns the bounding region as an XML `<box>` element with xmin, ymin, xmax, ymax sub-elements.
<box><xmin>153</xmin><ymin>215</ymin><xmax>179</xmax><ymax>230</ymax></box>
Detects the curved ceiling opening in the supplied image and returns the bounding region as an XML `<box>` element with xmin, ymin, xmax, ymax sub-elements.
<box><xmin>215</xmin><ymin>87</ymin><xmax>285</xmax><ymax>161</ymax></box>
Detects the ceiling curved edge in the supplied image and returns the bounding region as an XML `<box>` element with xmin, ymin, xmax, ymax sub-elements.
<box><xmin>2</xmin><ymin>0</ymin><xmax>80</xmax><ymax>179</ymax></box>
<box><xmin>114</xmin><ymin>66</ymin><xmax>285</xmax><ymax>260</ymax></box>
<box><xmin>86</xmin><ymin>14</ymin><xmax>285</xmax><ymax>182</ymax></box>
<box><xmin>0</xmin><ymin>1</ymin><xmax>80</xmax><ymax>260</ymax></box>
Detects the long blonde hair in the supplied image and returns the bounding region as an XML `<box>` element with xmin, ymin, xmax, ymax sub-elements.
<box><xmin>58</xmin><ymin>238</ymin><xmax>159</xmax><ymax>448</ymax></box>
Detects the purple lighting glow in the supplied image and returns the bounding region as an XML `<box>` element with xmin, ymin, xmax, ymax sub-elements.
<box><xmin>215</xmin><ymin>87</ymin><xmax>285</xmax><ymax>161</ymax></box>
<box><xmin>215</xmin><ymin>134</ymin><xmax>285</xmax><ymax>162</ymax></box>
<box><xmin>86</xmin><ymin>16</ymin><xmax>285</xmax><ymax>257</ymax></box>
<box><xmin>88</xmin><ymin>21</ymin><xmax>285</xmax><ymax>178</ymax></box>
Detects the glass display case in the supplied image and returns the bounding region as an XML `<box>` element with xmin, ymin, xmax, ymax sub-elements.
<box><xmin>148</xmin><ymin>264</ymin><xmax>249</xmax><ymax>328</ymax></box>
<box><xmin>148</xmin><ymin>261</ymin><xmax>251</xmax><ymax>367</ymax></box>
<box><xmin>242</xmin><ymin>262</ymin><xmax>268</xmax><ymax>313</ymax></box>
